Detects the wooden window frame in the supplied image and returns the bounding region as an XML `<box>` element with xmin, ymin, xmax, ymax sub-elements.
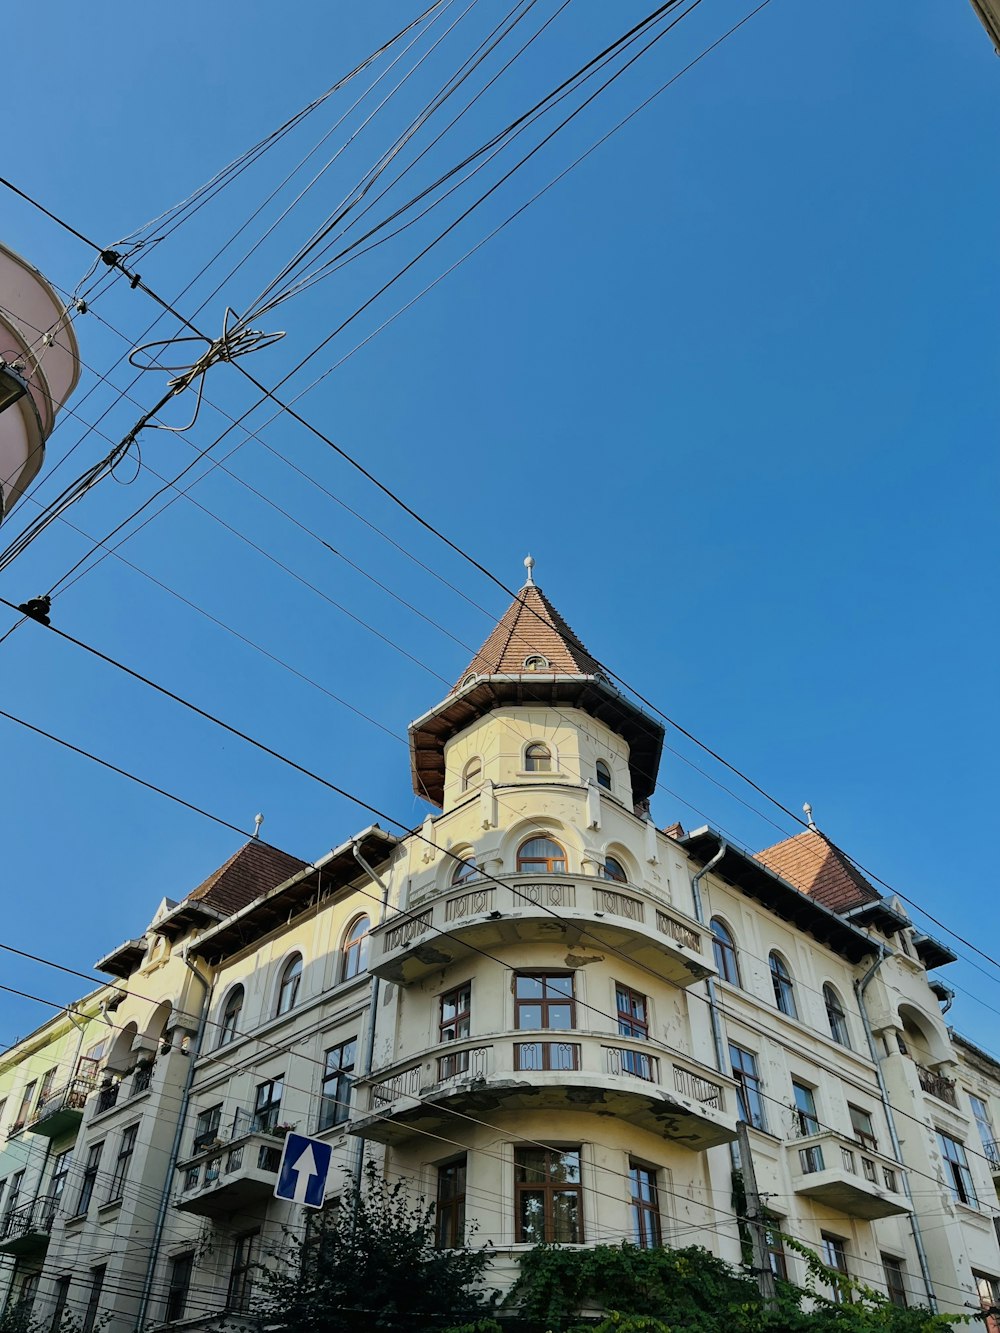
<box><xmin>516</xmin><ymin>837</ymin><xmax>567</xmax><ymax>874</ymax></box>
<box><xmin>342</xmin><ymin>916</ymin><xmax>371</xmax><ymax>982</ymax></box>
<box><xmin>219</xmin><ymin>987</ymin><xmax>244</xmax><ymax>1047</ymax></box>
<box><xmin>824</xmin><ymin>984</ymin><xmax>851</xmax><ymax>1046</ymax></box>
<box><xmin>602</xmin><ymin>856</ymin><xmax>628</xmax><ymax>884</ymax></box>
<box><xmin>629</xmin><ymin>1162</ymin><xmax>662</xmax><ymax>1249</ymax></box>
<box><xmin>514</xmin><ymin>972</ymin><xmax>575</xmax><ymax>1031</ymax></box>
<box><xmin>165</xmin><ymin>1251</ymin><xmax>195</xmax><ymax>1323</ymax></box>
<box><xmin>436</xmin><ymin>1156</ymin><xmax>467</xmax><ymax>1249</ymax></box>
<box><xmin>595</xmin><ymin>759</ymin><xmax>612</xmax><ymax>791</ymax></box>
<box><xmin>615</xmin><ymin>984</ymin><xmax>649</xmax><ymax>1041</ymax></box>
<box><xmin>276</xmin><ymin>956</ymin><xmax>302</xmax><ymax>1016</ymax></box>
<box><xmin>769</xmin><ymin>953</ymin><xmax>798</xmax><ymax>1019</ymax></box>
<box><xmin>514</xmin><ymin>1147</ymin><xmax>583</xmax><ymax>1244</ymax></box>
<box><xmin>710</xmin><ymin>919</ymin><xmax>741</xmax><ymax>987</ymax></box>
<box><xmin>730</xmin><ymin>1044</ymin><xmax>767</xmax><ymax>1132</ymax></box>
<box><xmin>523</xmin><ymin>743</ymin><xmax>552</xmax><ymax>773</ymax></box>
<box><xmin>227</xmin><ymin>1230</ymin><xmax>260</xmax><ymax>1313</ymax></box>
<box><xmin>319</xmin><ymin>1039</ymin><xmax>357</xmax><ymax>1131</ymax></box>
<box><xmin>252</xmin><ymin>1076</ymin><xmax>284</xmax><ymax>1134</ymax></box>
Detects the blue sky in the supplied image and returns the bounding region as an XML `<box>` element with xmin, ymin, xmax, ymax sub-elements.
<box><xmin>1</xmin><ymin>2</ymin><xmax>997</xmax><ymax>1051</ymax></box>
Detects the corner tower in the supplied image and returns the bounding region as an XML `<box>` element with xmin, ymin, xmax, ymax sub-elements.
<box><xmin>408</xmin><ymin>559</ymin><xmax>665</xmax><ymax>812</ymax></box>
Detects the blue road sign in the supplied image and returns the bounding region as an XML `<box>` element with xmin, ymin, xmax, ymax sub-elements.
<box><xmin>274</xmin><ymin>1132</ymin><xmax>333</xmax><ymax>1209</ymax></box>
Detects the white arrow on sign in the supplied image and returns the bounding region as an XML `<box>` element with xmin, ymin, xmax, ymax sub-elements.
<box><xmin>289</xmin><ymin>1142</ymin><xmax>322</xmax><ymax>1204</ymax></box>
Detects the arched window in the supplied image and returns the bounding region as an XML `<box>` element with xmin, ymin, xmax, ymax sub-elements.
<box><xmin>276</xmin><ymin>957</ymin><xmax>302</xmax><ymax>1016</ymax></box>
<box><xmin>516</xmin><ymin>837</ymin><xmax>567</xmax><ymax>874</ymax></box>
<box><xmin>595</xmin><ymin>760</ymin><xmax>612</xmax><ymax>791</ymax></box>
<box><xmin>710</xmin><ymin>919</ymin><xmax>741</xmax><ymax>987</ymax></box>
<box><xmin>524</xmin><ymin>743</ymin><xmax>552</xmax><ymax>773</ymax></box>
<box><xmin>462</xmin><ymin>757</ymin><xmax>482</xmax><ymax>792</ymax></box>
<box><xmin>452</xmin><ymin>854</ymin><xmax>478</xmax><ymax>886</ymax></box>
<box><xmin>601</xmin><ymin>856</ymin><xmax>628</xmax><ymax>884</ymax></box>
<box><xmin>524</xmin><ymin>655</ymin><xmax>549</xmax><ymax>671</ymax></box>
<box><xmin>342</xmin><ymin>916</ymin><xmax>370</xmax><ymax>982</ymax></box>
<box><xmin>769</xmin><ymin>952</ymin><xmax>797</xmax><ymax>1019</ymax></box>
<box><xmin>824</xmin><ymin>984</ymin><xmax>851</xmax><ymax>1047</ymax></box>
<box><xmin>219</xmin><ymin>986</ymin><xmax>244</xmax><ymax>1046</ymax></box>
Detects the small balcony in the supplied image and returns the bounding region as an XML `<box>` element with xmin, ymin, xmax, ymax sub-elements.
<box><xmin>984</xmin><ymin>1140</ymin><xmax>1000</xmax><ymax>1187</ymax></box>
<box><xmin>26</xmin><ymin>1077</ymin><xmax>95</xmax><ymax>1139</ymax></box>
<box><xmin>372</xmin><ymin>874</ymin><xmax>714</xmax><ymax>989</ymax></box>
<box><xmin>351</xmin><ymin>1032</ymin><xmax>737</xmax><ymax>1151</ymax></box>
<box><xmin>0</xmin><ymin>1196</ymin><xmax>56</xmax><ymax>1257</ymax></box>
<box><xmin>916</xmin><ymin>1066</ymin><xmax>958</xmax><ymax>1108</ymax></box>
<box><xmin>789</xmin><ymin>1131</ymin><xmax>911</xmax><ymax>1220</ymax></box>
<box><xmin>175</xmin><ymin>1109</ymin><xmax>283</xmax><ymax>1218</ymax></box>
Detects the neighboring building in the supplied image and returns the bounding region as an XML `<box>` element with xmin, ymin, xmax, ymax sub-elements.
<box><xmin>2</xmin><ymin>572</ymin><xmax>999</xmax><ymax>1330</ymax></box>
<box><xmin>0</xmin><ymin>243</ymin><xmax>80</xmax><ymax>522</ymax></box>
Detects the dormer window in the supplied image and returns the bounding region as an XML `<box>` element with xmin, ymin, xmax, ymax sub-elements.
<box><xmin>524</xmin><ymin>743</ymin><xmax>552</xmax><ymax>773</ymax></box>
<box><xmin>523</xmin><ymin>655</ymin><xmax>549</xmax><ymax>671</ymax></box>
<box><xmin>595</xmin><ymin>760</ymin><xmax>612</xmax><ymax>791</ymax></box>
<box><xmin>462</xmin><ymin>757</ymin><xmax>483</xmax><ymax>792</ymax></box>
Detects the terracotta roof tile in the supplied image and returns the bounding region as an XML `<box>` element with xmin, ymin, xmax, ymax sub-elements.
<box><xmin>186</xmin><ymin>841</ymin><xmax>309</xmax><ymax>918</ymax></box>
<box><xmin>756</xmin><ymin>829</ymin><xmax>880</xmax><ymax>913</ymax></box>
<box><xmin>454</xmin><ymin>583</ymin><xmax>602</xmax><ymax>690</ymax></box>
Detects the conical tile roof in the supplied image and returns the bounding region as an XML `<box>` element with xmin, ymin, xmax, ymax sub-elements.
<box><xmin>454</xmin><ymin>583</ymin><xmax>602</xmax><ymax>689</ymax></box>
<box><xmin>756</xmin><ymin>829</ymin><xmax>880</xmax><ymax>913</ymax></box>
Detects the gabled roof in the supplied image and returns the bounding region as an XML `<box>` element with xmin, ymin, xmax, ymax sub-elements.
<box><xmin>756</xmin><ymin>829</ymin><xmax>881</xmax><ymax>914</ymax></box>
<box><xmin>185</xmin><ymin>840</ymin><xmax>309</xmax><ymax>917</ymax></box>
<box><xmin>454</xmin><ymin>583</ymin><xmax>602</xmax><ymax>689</ymax></box>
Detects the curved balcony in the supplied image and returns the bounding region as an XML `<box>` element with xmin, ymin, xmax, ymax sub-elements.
<box><xmin>372</xmin><ymin>874</ymin><xmax>714</xmax><ymax>988</ymax></box>
<box><xmin>350</xmin><ymin>1031</ymin><xmax>737</xmax><ymax>1151</ymax></box>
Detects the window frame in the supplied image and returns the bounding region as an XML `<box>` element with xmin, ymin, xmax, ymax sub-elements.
<box><xmin>77</xmin><ymin>1142</ymin><xmax>103</xmax><ymax>1216</ymax></box>
<box><xmin>882</xmin><ymin>1254</ymin><xmax>907</xmax><ymax>1308</ymax></box>
<box><xmin>523</xmin><ymin>743</ymin><xmax>552</xmax><ymax>773</ymax></box>
<box><xmin>514</xmin><ymin>1146</ymin><xmax>583</xmax><ymax>1245</ymax></box>
<box><xmin>514</xmin><ymin>972</ymin><xmax>576</xmax><ymax>1032</ymax></box>
<box><xmin>49</xmin><ymin>1276</ymin><xmax>71</xmax><ymax>1333</ymax></box>
<box><xmin>629</xmin><ymin>1161</ymin><xmax>662</xmax><ymax>1249</ymax></box>
<box><xmin>769</xmin><ymin>952</ymin><xmax>798</xmax><ymax>1019</ymax></box>
<box><xmin>820</xmin><ymin>1232</ymin><xmax>849</xmax><ymax>1302</ymax></box>
<box><xmin>193</xmin><ymin>1103</ymin><xmax>223</xmax><ymax>1152</ymax></box>
<box><xmin>515</xmin><ymin>836</ymin><xmax>567</xmax><ymax>874</ymax></box>
<box><xmin>461</xmin><ymin>757</ymin><xmax>483</xmax><ymax>792</ymax></box>
<box><xmin>82</xmin><ymin>1265</ymin><xmax>106</xmax><ymax>1333</ymax></box>
<box><xmin>227</xmin><ymin>1229</ymin><xmax>261</xmax><ymax>1313</ymax></box>
<box><xmin>729</xmin><ymin>1044</ymin><xmax>767</xmax><ymax>1132</ymax></box>
<box><xmin>318</xmin><ymin>1038</ymin><xmax>357</xmax><ymax>1131</ymax></box>
<box><xmin>435</xmin><ymin>1156</ymin><xmax>467</xmax><ymax>1249</ymax></box>
<box><xmin>341</xmin><ymin>915</ymin><xmax>371</xmax><ymax>982</ymax></box>
<box><xmin>252</xmin><ymin>1076</ymin><xmax>284</xmax><ymax>1135</ymax></box>
<box><xmin>823</xmin><ymin>984</ymin><xmax>851</xmax><ymax>1047</ymax></box>
<box><xmin>219</xmin><ymin>986</ymin><xmax>244</xmax><ymax>1047</ymax></box>
<box><xmin>710</xmin><ymin>918</ymin><xmax>741</xmax><ymax>987</ymax></box>
<box><xmin>615</xmin><ymin>983</ymin><xmax>649</xmax><ymax>1041</ymax></box>
<box><xmin>848</xmin><ymin>1104</ymin><xmax>878</xmax><ymax>1153</ymax></box>
<box><xmin>938</xmin><ymin>1132</ymin><xmax>978</xmax><ymax>1206</ymax></box>
<box><xmin>595</xmin><ymin>759</ymin><xmax>612</xmax><ymax>791</ymax></box>
<box><xmin>107</xmin><ymin>1123</ymin><xmax>139</xmax><ymax>1202</ymax></box>
<box><xmin>165</xmin><ymin>1251</ymin><xmax>195</xmax><ymax>1323</ymax></box>
<box><xmin>601</xmin><ymin>855</ymin><xmax>628</xmax><ymax>884</ymax></box>
<box><xmin>276</xmin><ymin>955</ymin><xmax>303</xmax><ymax>1017</ymax></box>
<box><xmin>451</xmin><ymin>853</ymin><xmax>479</xmax><ymax>886</ymax></box>
<box><xmin>792</xmin><ymin>1081</ymin><xmax>820</xmax><ymax>1136</ymax></box>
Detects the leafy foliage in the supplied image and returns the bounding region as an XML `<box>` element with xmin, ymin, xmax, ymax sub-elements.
<box><xmin>239</xmin><ymin>1159</ymin><xmax>496</xmax><ymax>1333</ymax></box>
<box><xmin>502</xmin><ymin>1242</ymin><xmax>969</xmax><ymax>1333</ymax></box>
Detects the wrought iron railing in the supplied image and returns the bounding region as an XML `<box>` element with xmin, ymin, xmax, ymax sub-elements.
<box><xmin>437</xmin><ymin>1045</ymin><xmax>491</xmax><ymax>1081</ymax></box>
<box><xmin>514</xmin><ymin>1041</ymin><xmax>581</xmax><ymax>1072</ymax></box>
<box><xmin>30</xmin><ymin>1077</ymin><xmax>95</xmax><ymax>1127</ymax></box>
<box><xmin>371</xmin><ymin>1065</ymin><xmax>421</xmax><ymax>1108</ymax></box>
<box><xmin>672</xmin><ymin>1065</ymin><xmax>723</xmax><ymax>1109</ymax></box>
<box><xmin>95</xmin><ymin>1083</ymin><xmax>120</xmax><ymax>1114</ymax></box>
<box><xmin>917</xmin><ymin>1066</ymin><xmax>957</xmax><ymax>1107</ymax></box>
<box><xmin>0</xmin><ymin>1196</ymin><xmax>56</xmax><ymax>1245</ymax></box>
<box><xmin>605</xmin><ymin>1045</ymin><xmax>658</xmax><ymax>1082</ymax></box>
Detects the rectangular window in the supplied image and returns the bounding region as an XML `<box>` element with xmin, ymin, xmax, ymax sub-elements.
<box><xmin>252</xmin><ymin>1077</ymin><xmax>284</xmax><ymax>1134</ymax></box>
<box><xmin>615</xmin><ymin>984</ymin><xmax>649</xmax><ymax>1040</ymax></box>
<box><xmin>515</xmin><ymin>1147</ymin><xmax>583</xmax><ymax>1244</ymax></box>
<box><xmin>319</xmin><ymin>1039</ymin><xmax>357</xmax><ymax>1131</ymax></box>
<box><xmin>165</xmin><ymin>1251</ymin><xmax>195</xmax><ymax>1322</ymax></box>
<box><xmin>765</xmin><ymin>1219</ymin><xmax>788</xmax><ymax>1281</ymax></box>
<box><xmin>48</xmin><ymin>1150</ymin><xmax>72</xmax><ymax>1222</ymax></box>
<box><xmin>2</xmin><ymin>1170</ymin><xmax>24</xmax><ymax>1227</ymax></box>
<box><xmin>16</xmin><ymin>1272</ymin><xmax>39</xmax><ymax>1315</ymax></box>
<box><xmin>82</xmin><ymin>1265</ymin><xmax>106</xmax><ymax>1333</ymax></box>
<box><xmin>77</xmin><ymin>1040</ymin><xmax>107</xmax><ymax>1084</ymax></box>
<box><xmin>514</xmin><ymin>973</ymin><xmax>575</xmax><ymax>1031</ymax></box>
<box><xmin>193</xmin><ymin>1104</ymin><xmax>222</xmax><ymax>1152</ymax></box>
<box><xmin>228</xmin><ymin>1229</ymin><xmax>260</xmax><ymax>1312</ymax></box>
<box><xmin>792</xmin><ymin>1082</ymin><xmax>819</xmax><ymax>1136</ymax></box>
<box><xmin>436</xmin><ymin>1157</ymin><xmax>467</xmax><ymax>1249</ymax></box>
<box><xmin>938</xmin><ymin>1132</ymin><xmax>978</xmax><ymax>1207</ymax></box>
<box><xmin>38</xmin><ymin>1069</ymin><xmax>57</xmax><ymax>1112</ymax></box>
<box><xmin>970</xmin><ymin>1095</ymin><xmax>998</xmax><ymax>1167</ymax></box>
<box><xmin>820</xmin><ymin>1232</ymin><xmax>849</xmax><ymax>1303</ymax></box>
<box><xmin>438</xmin><ymin>985</ymin><xmax>472</xmax><ymax>1078</ymax></box>
<box><xmin>730</xmin><ymin>1044</ymin><xmax>767</xmax><ymax>1132</ymax></box>
<box><xmin>0</xmin><ymin>1099</ymin><xmax>6</xmax><ymax>1132</ymax></box>
<box><xmin>974</xmin><ymin>1272</ymin><xmax>1000</xmax><ymax>1333</ymax></box>
<box><xmin>848</xmin><ymin>1104</ymin><xmax>878</xmax><ymax>1153</ymax></box>
<box><xmin>882</xmin><ymin>1254</ymin><xmax>907</xmax><ymax>1308</ymax></box>
<box><xmin>49</xmin><ymin>1276</ymin><xmax>71</xmax><ymax>1333</ymax></box>
<box><xmin>13</xmin><ymin>1081</ymin><xmax>36</xmax><ymax>1131</ymax></box>
<box><xmin>629</xmin><ymin>1162</ymin><xmax>661</xmax><ymax>1249</ymax></box>
<box><xmin>108</xmin><ymin>1124</ymin><xmax>138</xmax><ymax>1201</ymax></box>
<box><xmin>77</xmin><ymin>1142</ymin><xmax>103</xmax><ymax>1215</ymax></box>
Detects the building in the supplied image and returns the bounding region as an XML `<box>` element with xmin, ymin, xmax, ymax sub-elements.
<box><xmin>2</xmin><ymin>569</ymin><xmax>999</xmax><ymax>1330</ymax></box>
<box><xmin>0</xmin><ymin>243</ymin><xmax>81</xmax><ymax>522</ymax></box>
<box><xmin>970</xmin><ymin>0</ymin><xmax>1000</xmax><ymax>53</ymax></box>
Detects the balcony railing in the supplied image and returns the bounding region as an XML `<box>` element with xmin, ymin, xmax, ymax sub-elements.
<box><xmin>26</xmin><ymin>1076</ymin><xmax>96</xmax><ymax>1140</ymax></box>
<box><xmin>373</xmin><ymin>873</ymin><xmax>711</xmax><ymax>988</ymax></box>
<box><xmin>176</xmin><ymin>1108</ymin><xmax>284</xmax><ymax>1216</ymax></box>
<box><xmin>917</xmin><ymin>1066</ymin><xmax>958</xmax><ymax>1107</ymax></box>
<box><xmin>361</xmin><ymin>1031</ymin><xmax>734</xmax><ymax>1151</ymax></box>
<box><xmin>985</xmin><ymin>1139</ymin><xmax>1000</xmax><ymax>1172</ymax></box>
<box><xmin>94</xmin><ymin>1082</ymin><xmax>120</xmax><ymax>1115</ymax></box>
<box><xmin>0</xmin><ymin>1196</ymin><xmax>56</xmax><ymax>1255</ymax></box>
<box><xmin>790</xmin><ymin>1129</ymin><xmax>908</xmax><ymax>1219</ymax></box>
<box><xmin>131</xmin><ymin>1062</ymin><xmax>154</xmax><ymax>1097</ymax></box>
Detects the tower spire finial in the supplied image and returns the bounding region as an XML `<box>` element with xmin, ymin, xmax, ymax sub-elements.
<box><xmin>523</xmin><ymin>553</ymin><xmax>535</xmax><ymax>586</ymax></box>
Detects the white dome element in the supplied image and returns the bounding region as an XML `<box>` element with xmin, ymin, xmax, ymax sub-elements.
<box><xmin>0</xmin><ymin>243</ymin><xmax>81</xmax><ymax>520</ymax></box>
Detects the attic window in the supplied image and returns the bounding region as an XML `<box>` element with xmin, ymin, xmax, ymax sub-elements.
<box><xmin>523</xmin><ymin>655</ymin><xmax>549</xmax><ymax>671</ymax></box>
<box><xmin>462</xmin><ymin>673</ymin><xmax>477</xmax><ymax>688</ymax></box>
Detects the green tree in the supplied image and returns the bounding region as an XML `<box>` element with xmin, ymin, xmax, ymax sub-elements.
<box><xmin>238</xmin><ymin>1159</ymin><xmax>496</xmax><ymax>1333</ymax></box>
